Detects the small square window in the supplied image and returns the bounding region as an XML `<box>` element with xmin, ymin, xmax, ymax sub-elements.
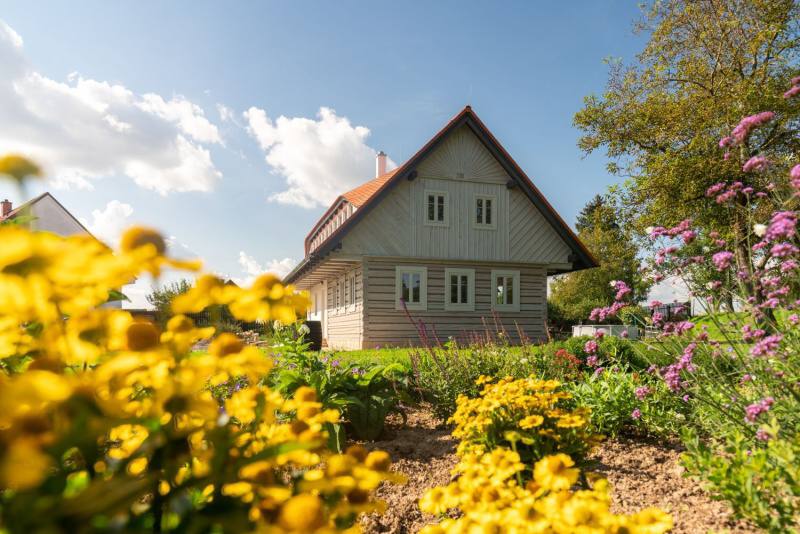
<box><xmin>491</xmin><ymin>270</ymin><xmax>520</xmax><ymax>312</ymax></box>
<box><xmin>425</xmin><ymin>191</ymin><xmax>448</xmax><ymax>226</ymax></box>
<box><xmin>395</xmin><ymin>266</ymin><xmax>428</xmax><ymax>311</ymax></box>
<box><xmin>474</xmin><ymin>195</ymin><xmax>497</xmax><ymax>229</ymax></box>
<box><xmin>444</xmin><ymin>268</ymin><xmax>475</xmax><ymax>311</ymax></box>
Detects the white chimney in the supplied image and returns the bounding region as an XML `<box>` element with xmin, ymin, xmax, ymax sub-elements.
<box><xmin>376</xmin><ymin>151</ymin><xmax>387</xmax><ymax>178</ymax></box>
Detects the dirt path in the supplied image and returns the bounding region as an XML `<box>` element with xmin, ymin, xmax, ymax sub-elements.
<box><xmin>360</xmin><ymin>406</ymin><xmax>754</xmax><ymax>534</ymax></box>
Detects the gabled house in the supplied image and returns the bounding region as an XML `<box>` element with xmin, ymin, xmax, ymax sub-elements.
<box><xmin>284</xmin><ymin>106</ymin><xmax>597</xmax><ymax>349</ymax></box>
<box><xmin>1</xmin><ymin>192</ymin><xmax>93</xmax><ymax>237</ymax></box>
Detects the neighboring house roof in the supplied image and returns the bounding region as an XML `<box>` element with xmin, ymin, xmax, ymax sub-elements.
<box><xmin>286</xmin><ymin>105</ymin><xmax>598</xmax><ymax>284</ymax></box>
<box><xmin>0</xmin><ymin>191</ymin><xmax>96</xmax><ymax>237</ymax></box>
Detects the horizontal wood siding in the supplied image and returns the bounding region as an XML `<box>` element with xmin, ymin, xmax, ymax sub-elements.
<box><xmin>325</xmin><ymin>266</ymin><xmax>364</xmax><ymax>350</ymax></box>
<box><xmin>363</xmin><ymin>257</ymin><xmax>547</xmax><ymax>348</ymax></box>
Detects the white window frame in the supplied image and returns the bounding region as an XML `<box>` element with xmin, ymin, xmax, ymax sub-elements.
<box><xmin>424</xmin><ymin>190</ymin><xmax>449</xmax><ymax>227</ymax></box>
<box><xmin>473</xmin><ymin>194</ymin><xmax>497</xmax><ymax>229</ymax></box>
<box><xmin>347</xmin><ymin>271</ymin><xmax>357</xmax><ymax>311</ymax></box>
<box><xmin>336</xmin><ymin>276</ymin><xmax>344</xmax><ymax>313</ymax></box>
<box><xmin>491</xmin><ymin>269</ymin><xmax>521</xmax><ymax>312</ymax></box>
<box><xmin>395</xmin><ymin>266</ymin><xmax>428</xmax><ymax>311</ymax></box>
<box><xmin>444</xmin><ymin>268</ymin><xmax>475</xmax><ymax>311</ymax></box>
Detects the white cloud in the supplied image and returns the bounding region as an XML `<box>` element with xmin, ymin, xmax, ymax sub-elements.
<box><xmin>243</xmin><ymin>106</ymin><xmax>395</xmax><ymax>209</ymax></box>
<box><xmin>217</xmin><ymin>103</ymin><xmax>236</xmax><ymax>123</ymax></box>
<box><xmin>0</xmin><ymin>20</ymin><xmax>223</xmax><ymax>195</ymax></box>
<box><xmin>235</xmin><ymin>251</ymin><xmax>297</xmax><ymax>285</ymax></box>
<box><xmin>81</xmin><ymin>200</ymin><xmax>134</xmax><ymax>246</ymax></box>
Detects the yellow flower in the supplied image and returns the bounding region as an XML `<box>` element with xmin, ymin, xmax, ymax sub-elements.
<box><xmin>533</xmin><ymin>454</ymin><xmax>580</xmax><ymax>492</ymax></box>
<box><xmin>0</xmin><ymin>154</ymin><xmax>42</xmax><ymax>182</ymax></box>
<box><xmin>0</xmin><ymin>439</ymin><xmax>51</xmax><ymax>490</ymax></box>
<box><xmin>519</xmin><ymin>414</ymin><xmax>545</xmax><ymax>429</ymax></box>
<box><xmin>119</xmin><ymin>226</ymin><xmax>167</xmax><ymax>255</ymax></box>
<box><xmin>556</xmin><ymin>414</ymin><xmax>586</xmax><ymax>428</ymax></box>
<box><xmin>127</xmin><ymin>457</ymin><xmax>149</xmax><ymax>476</ymax></box>
<box><xmin>278</xmin><ymin>493</ymin><xmax>325</xmax><ymax>531</ymax></box>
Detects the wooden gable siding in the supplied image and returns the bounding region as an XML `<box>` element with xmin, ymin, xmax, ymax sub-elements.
<box><xmin>362</xmin><ymin>257</ymin><xmax>547</xmax><ymax>348</ymax></box>
<box><xmin>324</xmin><ymin>265</ymin><xmax>364</xmax><ymax>350</ymax></box>
<box><xmin>414</xmin><ymin>124</ymin><xmax>509</xmax><ymax>184</ymax></box>
<box><xmin>339</xmin><ymin>125</ymin><xmax>572</xmax><ymax>265</ymax></box>
<box><xmin>509</xmin><ymin>191</ymin><xmax>572</xmax><ymax>263</ymax></box>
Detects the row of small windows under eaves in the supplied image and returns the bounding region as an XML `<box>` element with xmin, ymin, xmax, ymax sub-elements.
<box><xmin>394</xmin><ymin>266</ymin><xmax>520</xmax><ymax>312</ymax></box>
<box><xmin>425</xmin><ymin>191</ymin><xmax>496</xmax><ymax>229</ymax></box>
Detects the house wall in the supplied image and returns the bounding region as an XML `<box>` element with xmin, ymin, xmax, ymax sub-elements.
<box><xmin>362</xmin><ymin>257</ymin><xmax>547</xmax><ymax>348</ymax></box>
<box><xmin>339</xmin><ymin>125</ymin><xmax>572</xmax><ymax>265</ymax></box>
<box><xmin>29</xmin><ymin>195</ymin><xmax>88</xmax><ymax>237</ymax></box>
<box><xmin>324</xmin><ymin>265</ymin><xmax>364</xmax><ymax>350</ymax></box>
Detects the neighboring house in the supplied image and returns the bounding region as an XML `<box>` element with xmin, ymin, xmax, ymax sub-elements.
<box><xmin>284</xmin><ymin>106</ymin><xmax>597</xmax><ymax>349</ymax></box>
<box><xmin>1</xmin><ymin>192</ymin><xmax>92</xmax><ymax>236</ymax></box>
<box><xmin>1</xmin><ymin>192</ymin><xmax>123</xmax><ymax>309</ymax></box>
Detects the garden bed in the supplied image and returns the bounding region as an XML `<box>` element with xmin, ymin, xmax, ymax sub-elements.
<box><xmin>360</xmin><ymin>406</ymin><xmax>752</xmax><ymax>534</ymax></box>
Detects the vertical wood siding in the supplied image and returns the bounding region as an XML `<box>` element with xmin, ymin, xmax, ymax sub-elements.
<box><xmin>325</xmin><ymin>265</ymin><xmax>364</xmax><ymax>350</ymax></box>
<box><xmin>339</xmin><ymin>124</ymin><xmax>572</xmax><ymax>265</ymax></box>
<box><xmin>363</xmin><ymin>257</ymin><xmax>547</xmax><ymax>348</ymax></box>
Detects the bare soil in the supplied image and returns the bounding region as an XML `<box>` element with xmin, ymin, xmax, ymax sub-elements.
<box><xmin>360</xmin><ymin>406</ymin><xmax>756</xmax><ymax>534</ymax></box>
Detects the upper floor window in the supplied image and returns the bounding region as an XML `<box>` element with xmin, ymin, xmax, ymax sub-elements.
<box><xmin>395</xmin><ymin>266</ymin><xmax>427</xmax><ymax>311</ymax></box>
<box><xmin>444</xmin><ymin>268</ymin><xmax>475</xmax><ymax>311</ymax></box>
<box><xmin>491</xmin><ymin>269</ymin><xmax>520</xmax><ymax>312</ymax></box>
<box><xmin>425</xmin><ymin>191</ymin><xmax>448</xmax><ymax>226</ymax></box>
<box><xmin>474</xmin><ymin>195</ymin><xmax>496</xmax><ymax>229</ymax></box>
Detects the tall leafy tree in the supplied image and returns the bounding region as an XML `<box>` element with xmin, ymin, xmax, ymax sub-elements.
<box><xmin>549</xmin><ymin>196</ymin><xmax>650</xmax><ymax>325</ymax></box>
<box><xmin>575</xmin><ymin>0</ymin><xmax>800</xmax><ymax>279</ymax></box>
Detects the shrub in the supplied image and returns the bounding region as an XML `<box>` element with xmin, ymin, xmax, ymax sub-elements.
<box><xmin>410</xmin><ymin>343</ymin><xmax>510</xmax><ymax>420</ymax></box>
<box><xmin>683</xmin><ymin>427</ymin><xmax>800</xmax><ymax>533</ymax></box>
<box><xmin>270</xmin><ymin>326</ymin><xmax>411</xmax><ymax>447</ymax></box>
<box><xmin>449</xmin><ymin>376</ymin><xmax>600</xmax><ymax>472</ymax></box>
<box><xmin>568</xmin><ymin>368</ymin><xmax>690</xmax><ymax>438</ymax></box>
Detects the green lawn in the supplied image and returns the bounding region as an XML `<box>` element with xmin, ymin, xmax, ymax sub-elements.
<box><xmin>317</xmin><ymin>347</ymin><xmax>415</xmax><ymax>369</ymax></box>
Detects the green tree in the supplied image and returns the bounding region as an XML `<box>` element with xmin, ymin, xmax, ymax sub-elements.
<box><xmin>575</xmin><ymin>0</ymin><xmax>800</xmax><ymax>289</ymax></box>
<box><xmin>549</xmin><ymin>196</ymin><xmax>650</xmax><ymax>326</ymax></box>
<box><xmin>146</xmin><ymin>279</ymin><xmax>193</xmax><ymax>327</ymax></box>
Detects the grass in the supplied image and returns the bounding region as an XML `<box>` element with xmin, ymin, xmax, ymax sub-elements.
<box><xmin>319</xmin><ymin>347</ymin><xmax>414</xmax><ymax>369</ymax></box>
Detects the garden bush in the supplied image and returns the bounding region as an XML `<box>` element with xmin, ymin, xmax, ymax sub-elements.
<box><xmin>270</xmin><ymin>325</ymin><xmax>411</xmax><ymax>448</ymax></box>
<box><xmin>568</xmin><ymin>367</ymin><xmax>691</xmax><ymax>438</ymax></box>
<box><xmin>449</xmin><ymin>376</ymin><xmax>600</xmax><ymax>473</ymax></box>
<box><xmin>0</xmin><ymin>156</ymin><xmax>401</xmax><ymax>533</ymax></box>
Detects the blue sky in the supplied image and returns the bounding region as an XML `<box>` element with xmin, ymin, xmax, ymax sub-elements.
<box><xmin>0</xmin><ymin>2</ymin><xmax>655</xmax><ymax>305</ymax></box>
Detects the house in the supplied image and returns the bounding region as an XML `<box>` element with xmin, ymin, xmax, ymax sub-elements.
<box><xmin>1</xmin><ymin>192</ymin><xmax>93</xmax><ymax>236</ymax></box>
<box><xmin>284</xmin><ymin>106</ymin><xmax>597</xmax><ymax>349</ymax></box>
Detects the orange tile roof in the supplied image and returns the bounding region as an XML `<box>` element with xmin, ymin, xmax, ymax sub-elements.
<box><xmin>341</xmin><ymin>169</ymin><xmax>398</xmax><ymax>207</ymax></box>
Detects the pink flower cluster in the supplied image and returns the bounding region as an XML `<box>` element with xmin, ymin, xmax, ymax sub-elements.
<box><xmin>584</xmin><ymin>340</ymin><xmax>598</xmax><ymax>354</ymax></box>
<box><xmin>742</xmin><ymin>155</ymin><xmax>770</xmax><ymax>173</ymax></box>
<box><xmin>729</xmin><ymin>111</ymin><xmax>775</xmax><ymax>145</ymax></box>
<box><xmin>635</xmin><ymin>386</ymin><xmax>651</xmax><ymax>400</ymax></box>
<box><xmin>588</xmin><ymin>280</ymin><xmax>631</xmax><ymax>322</ymax></box>
<box><xmin>765</xmin><ymin>211</ymin><xmax>797</xmax><ymax>242</ymax></box>
<box><xmin>784</xmin><ymin>75</ymin><xmax>800</xmax><ymax>99</ymax></box>
<box><xmin>712</xmin><ymin>251</ymin><xmax>734</xmax><ymax>271</ymax></box>
<box><xmin>791</xmin><ymin>165</ymin><xmax>800</xmax><ymax>193</ymax></box>
<box><xmin>744</xmin><ymin>397</ymin><xmax>774</xmax><ymax>423</ymax></box>
<box><xmin>750</xmin><ymin>333</ymin><xmax>783</xmax><ymax>358</ymax></box>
